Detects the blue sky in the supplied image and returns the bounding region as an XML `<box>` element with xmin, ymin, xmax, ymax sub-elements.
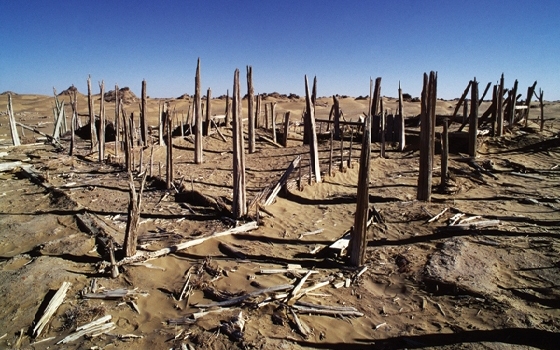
<box><xmin>1</xmin><ymin>0</ymin><xmax>559</xmax><ymax>100</ymax></box>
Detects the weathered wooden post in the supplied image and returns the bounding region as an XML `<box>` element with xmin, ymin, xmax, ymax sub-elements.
<box><xmin>441</xmin><ymin>118</ymin><xmax>449</xmax><ymax>189</ymax></box>
<box><xmin>271</xmin><ymin>102</ymin><xmax>277</xmax><ymax>143</ymax></box>
<box><xmin>536</xmin><ymin>88</ymin><xmax>545</xmax><ymax>131</ymax></box>
<box><xmin>491</xmin><ymin>85</ymin><xmax>498</xmax><ymax>136</ymax></box>
<box><xmin>122</xmin><ymin>106</ymin><xmax>133</xmax><ymax>172</ymax></box>
<box><xmin>255</xmin><ymin>94</ymin><xmax>262</xmax><ymax>129</ymax></box>
<box><xmin>205</xmin><ymin>88</ymin><xmax>212</xmax><ymax>136</ymax></box>
<box><xmin>333</xmin><ymin>95</ymin><xmax>341</xmax><ymax>140</ymax></box>
<box><xmin>509</xmin><ymin>79</ymin><xmax>518</xmax><ymax>125</ymax></box>
<box><xmin>194</xmin><ymin>58</ymin><xmax>203</xmax><ymax>164</ymax></box>
<box><xmin>304</xmin><ymin>75</ymin><xmax>321</xmax><ymax>183</ymax></box>
<box><xmin>123</xmin><ymin>172</ymin><xmax>148</xmax><ymax>257</ymax></box>
<box><xmin>98</xmin><ymin>81</ymin><xmax>106</xmax><ymax>162</ymax></box>
<box><xmin>232</xmin><ymin>69</ymin><xmax>247</xmax><ymax>219</ymax></box>
<box><xmin>380</xmin><ymin>110</ymin><xmax>386</xmax><ymax>158</ymax></box>
<box><xmin>350</xmin><ymin>79</ymin><xmax>373</xmax><ymax>267</ymax></box>
<box><xmin>166</xmin><ymin>104</ymin><xmax>173</xmax><ymax>189</ymax></box>
<box><xmin>347</xmin><ymin>128</ymin><xmax>354</xmax><ymax>168</ymax></box>
<box><xmin>463</xmin><ymin>96</ymin><xmax>469</xmax><ymax>125</ymax></box>
<box><xmin>328</xmin><ymin>129</ymin><xmax>334</xmax><ymax>176</ymax></box>
<box><xmin>115</xmin><ymin>84</ymin><xmax>120</xmax><ymax>158</ymax></box>
<box><xmin>69</xmin><ymin>88</ymin><xmax>77</xmax><ymax>156</ymax></box>
<box><xmin>141</xmin><ymin>79</ymin><xmax>148</xmax><ymax>146</ymax></box>
<box><xmin>87</xmin><ymin>75</ymin><xmax>97</xmax><ymax>149</ymax></box>
<box><xmin>497</xmin><ymin>74</ymin><xmax>505</xmax><ymax>136</ymax></box>
<box><xmin>282</xmin><ymin>111</ymin><xmax>290</xmax><ymax>147</ymax></box>
<box><xmin>370</xmin><ymin>78</ymin><xmax>382</xmax><ymax>142</ymax></box>
<box><xmin>264</xmin><ymin>103</ymin><xmax>269</xmax><ymax>131</ymax></box>
<box><xmin>225</xmin><ymin>89</ymin><xmax>230</xmax><ymax>127</ymax></box>
<box><xmin>397</xmin><ymin>82</ymin><xmax>405</xmax><ymax>151</ymax></box>
<box><xmin>523</xmin><ymin>81</ymin><xmax>537</xmax><ymax>127</ymax></box>
<box><xmin>417</xmin><ymin>72</ymin><xmax>437</xmax><ymax>201</ymax></box>
<box><xmin>7</xmin><ymin>94</ymin><xmax>21</xmax><ymax>146</ymax></box>
<box><xmin>468</xmin><ymin>78</ymin><xmax>479</xmax><ymax>157</ymax></box>
<box><xmin>247</xmin><ymin>66</ymin><xmax>255</xmax><ymax>153</ymax></box>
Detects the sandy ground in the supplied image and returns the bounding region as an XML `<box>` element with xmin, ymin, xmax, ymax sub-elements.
<box><xmin>0</xmin><ymin>91</ymin><xmax>559</xmax><ymax>349</ymax></box>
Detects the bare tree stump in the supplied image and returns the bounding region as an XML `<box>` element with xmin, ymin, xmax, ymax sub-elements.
<box><xmin>124</xmin><ymin>172</ymin><xmax>148</xmax><ymax>257</ymax></box>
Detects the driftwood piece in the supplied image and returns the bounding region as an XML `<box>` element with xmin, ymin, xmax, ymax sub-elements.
<box><xmin>438</xmin><ymin>220</ymin><xmax>500</xmax><ymax>233</ymax></box>
<box><xmin>194</xmin><ymin>283</ymin><xmax>294</xmax><ymax>308</ymax></box>
<box><xmin>113</xmin><ymin>221</ymin><xmax>258</xmax><ymax>267</ymax></box>
<box><xmin>294</xmin><ymin>301</ymin><xmax>358</xmax><ymax>312</ymax></box>
<box><xmin>290</xmin><ymin>309</ymin><xmax>311</xmax><ymax>338</ymax></box>
<box><xmin>83</xmin><ymin>288</ymin><xmax>143</xmax><ymax>300</ymax></box>
<box><xmin>56</xmin><ymin>315</ymin><xmax>115</xmax><ymax>344</ymax></box>
<box><xmin>33</xmin><ymin>282</ymin><xmax>72</xmax><ymax>338</ymax></box>
<box><xmin>427</xmin><ymin>208</ymin><xmax>448</xmax><ymax>223</ymax></box>
<box><xmin>292</xmin><ymin>305</ymin><xmax>363</xmax><ymax>317</ymax></box>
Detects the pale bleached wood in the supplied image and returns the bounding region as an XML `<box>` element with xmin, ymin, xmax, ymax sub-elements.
<box><xmin>232</xmin><ymin>68</ymin><xmax>247</xmax><ymax>218</ymax></box>
<box><xmin>304</xmin><ymin>75</ymin><xmax>321</xmax><ymax>183</ymax></box>
<box><xmin>33</xmin><ymin>281</ymin><xmax>72</xmax><ymax>338</ymax></box>
<box><xmin>56</xmin><ymin>315</ymin><xmax>115</xmax><ymax>344</ymax></box>
<box><xmin>7</xmin><ymin>94</ymin><xmax>21</xmax><ymax>146</ymax></box>
<box><xmin>195</xmin><ymin>283</ymin><xmax>294</xmax><ymax>308</ymax></box>
<box><xmin>194</xmin><ymin>58</ymin><xmax>203</xmax><ymax>163</ymax></box>
<box><xmin>264</xmin><ymin>155</ymin><xmax>301</xmax><ymax>206</ymax></box>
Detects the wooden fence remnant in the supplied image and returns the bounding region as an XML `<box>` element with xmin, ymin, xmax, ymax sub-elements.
<box><xmin>535</xmin><ymin>88</ymin><xmax>545</xmax><ymax>131</ymax></box>
<box><xmin>247</xmin><ymin>66</ymin><xmax>256</xmax><ymax>153</ymax></box>
<box><xmin>523</xmin><ymin>81</ymin><xmax>537</xmax><ymax>127</ymax></box>
<box><xmin>271</xmin><ymin>102</ymin><xmax>277</xmax><ymax>143</ymax></box>
<box><xmin>69</xmin><ymin>87</ymin><xmax>77</xmax><ymax>156</ymax></box>
<box><xmin>205</xmin><ymin>88</ymin><xmax>212</xmax><ymax>137</ymax></box>
<box><xmin>98</xmin><ymin>81</ymin><xmax>106</xmax><ymax>162</ymax></box>
<box><xmin>166</xmin><ymin>105</ymin><xmax>173</xmax><ymax>189</ymax></box>
<box><xmin>282</xmin><ymin>111</ymin><xmax>290</xmax><ymax>147</ymax></box>
<box><xmin>232</xmin><ymin>69</ymin><xmax>247</xmax><ymax>218</ymax></box>
<box><xmin>333</xmin><ymin>95</ymin><xmax>341</xmax><ymax>140</ymax></box>
<box><xmin>468</xmin><ymin>78</ymin><xmax>479</xmax><ymax>157</ymax></box>
<box><xmin>397</xmin><ymin>82</ymin><xmax>405</xmax><ymax>151</ymax></box>
<box><xmin>87</xmin><ymin>75</ymin><xmax>97</xmax><ymax>149</ymax></box>
<box><xmin>417</xmin><ymin>72</ymin><xmax>437</xmax><ymax>201</ymax></box>
<box><xmin>141</xmin><ymin>79</ymin><xmax>148</xmax><ymax>145</ymax></box>
<box><xmin>370</xmin><ymin>78</ymin><xmax>382</xmax><ymax>142</ymax></box>
<box><xmin>124</xmin><ymin>172</ymin><xmax>148</xmax><ymax>257</ymax></box>
<box><xmin>7</xmin><ymin>94</ymin><xmax>21</xmax><ymax>146</ymax></box>
<box><xmin>441</xmin><ymin>118</ymin><xmax>449</xmax><ymax>189</ymax></box>
<box><xmin>194</xmin><ymin>58</ymin><xmax>203</xmax><ymax>164</ymax></box>
<box><xmin>304</xmin><ymin>75</ymin><xmax>321</xmax><ymax>183</ymax></box>
<box><xmin>114</xmin><ymin>84</ymin><xmax>120</xmax><ymax>158</ymax></box>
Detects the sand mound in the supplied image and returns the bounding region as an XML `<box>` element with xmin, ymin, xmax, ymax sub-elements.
<box><xmin>104</xmin><ymin>87</ymin><xmax>137</xmax><ymax>104</ymax></box>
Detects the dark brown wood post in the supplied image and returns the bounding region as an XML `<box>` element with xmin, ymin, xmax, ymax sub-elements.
<box><xmin>417</xmin><ymin>72</ymin><xmax>436</xmax><ymax>201</ymax></box>
<box><xmin>194</xmin><ymin>58</ymin><xmax>203</xmax><ymax>164</ymax></box>
<box><xmin>370</xmin><ymin>78</ymin><xmax>382</xmax><ymax>142</ymax></box>
<box><xmin>536</xmin><ymin>88</ymin><xmax>545</xmax><ymax>131</ymax></box>
<box><xmin>350</xmin><ymin>79</ymin><xmax>373</xmax><ymax>267</ymax></box>
<box><xmin>255</xmin><ymin>94</ymin><xmax>261</xmax><ymax>129</ymax></box>
<box><xmin>225</xmin><ymin>89</ymin><xmax>230</xmax><ymax>127</ymax></box>
<box><xmin>264</xmin><ymin>103</ymin><xmax>269</xmax><ymax>131</ymax></box>
<box><xmin>468</xmin><ymin>79</ymin><xmax>479</xmax><ymax>157</ymax></box>
<box><xmin>524</xmin><ymin>81</ymin><xmax>537</xmax><ymax>127</ymax></box>
<box><xmin>328</xmin><ymin>129</ymin><xmax>334</xmax><ymax>176</ymax></box>
<box><xmin>497</xmin><ymin>74</ymin><xmax>505</xmax><ymax>136</ymax></box>
<box><xmin>397</xmin><ymin>82</ymin><xmax>405</xmax><ymax>151</ymax></box>
<box><xmin>347</xmin><ymin>128</ymin><xmax>354</xmax><ymax>168</ymax></box>
<box><xmin>510</xmin><ymin>80</ymin><xmax>518</xmax><ymax>125</ymax></box>
<box><xmin>282</xmin><ymin>111</ymin><xmax>290</xmax><ymax>147</ymax></box>
<box><xmin>247</xmin><ymin>66</ymin><xmax>255</xmax><ymax>153</ymax></box>
<box><xmin>122</xmin><ymin>105</ymin><xmax>133</xmax><ymax>172</ymax></box>
<box><xmin>271</xmin><ymin>102</ymin><xmax>277</xmax><ymax>143</ymax></box>
<box><xmin>141</xmin><ymin>79</ymin><xmax>148</xmax><ymax>146</ymax></box>
<box><xmin>333</xmin><ymin>95</ymin><xmax>341</xmax><ymax>140</ymax></box>
<box><xmin>304</xmin><ymin>75</ymin><xmax>321</xmax><ymax>183</ymax></box>
<box><xmin>232</xmin><ymin>69</ymin><xmax>247</xmax><ymax>218</ymax></box>
<box><xmin>441</xmin><ymin>118</ymin><xmax>449</xmax><ymax>189</ymax></box>
<box><xmin>205</xmin><ymin>88</ymin><xmax>212</xmax><ymax>136</ymax></box>
<box><xmin>87</xmin><ymin>75</ymin><xmax>97</xmax><ymax>149</ymax></box>
<box><xmin>98</xmin><ymin>81</ymin><xmax>106</xmax><ymax>162</ymax></box>
<box><xmin>166</xmin><ymin>104</ymin><xmax>173</xmax><ymax>189</ymax></box>
<box><xmin>114</xmin><ymin>84</ymin><xmax>120</xmax><ymax>158</ymax></box>
<box><xmin>380</xmin><ymin>110</ymin><xmax>386</xmax><ymax>158</ymax></box>
<box><xmin>491</xmin><ymin>85</ymin><xmax>498</xmax><ymax>136</ymax></box>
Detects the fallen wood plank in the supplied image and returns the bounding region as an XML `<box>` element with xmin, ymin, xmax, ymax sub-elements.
<box><xmin>290</xmin><ymin>309</ymin><xmax>310</xmax><ymax>338</ymax></box>
<box><xmin>83</xmin><ymin>288</ymin><xmax>143</xmax><ymax>300</ymax></box>
<box><xmin>292</xmin><ymin>306</ymin><xmax>364</xmax><ymax>317</ymax></box>
<box><xmin>0</xmin><ymin>161</ymin><xmax>22</xmax><ymax>172</ymax></box>
<box><xmin>439</xmin><ymin>220</ymin><xmax>500</xmax><ymax>232</ymax></box>
<box><xmin>112</xmin><ymin>221</ymin><xmax>258</xmax><ymax>267</ymax></box>
<box><xmin>510</xmin><ymin>172</ymin><xmax>545</xmax><ymax>180</ymax></box>
<box><xmin>56</xmin><ymin>315</ymin><xmax>115</xmax><ymax>344</ymax></box>
<box><xmin>33</xmin><ymin>282</ymin><xmax>72</xmax><ymax>338</ymax></box>
<box><xmin>264</xmin><ymin>155</ymin><xmax>301</xmax><ymax>206</ymax></box>
<box><xmin>258</xmin><ymin>135</ymin><xmax>283</xmax><ymax>148</ymax></box>
<box><xmin>294</xmin><ymin>301</ymin><xmax>358</xmax><ymax>312</ymax></box>
<box><xmin>16</xmin><ymin>122</ymin><xmax>64</xmax><ymax>149</ymax></box>
<box><xmin>287</xmin><ymin>271</ymin><xmax>314</xmax><ymax>303</ymax></box>
<box><xmin>194</xmin><ymin>284</ymin><xmax>294</xmax><ymax>308</ymax></box>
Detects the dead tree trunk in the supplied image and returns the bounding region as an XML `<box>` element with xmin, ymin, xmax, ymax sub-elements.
<box><xmin>232</xmin><ymin>69</ymin><xmax>247</xmax><ymax>218</ymax></box>
<box><xmin>417</xmin><ymin>72</ymin><xmax>437</xmax><ymax>201</ymax></box>
<box><xmin>141</xmin><ymin>79</ymin><xmax>148</xmax><ymax>146</ymax></box>
<box><xmin>7</xmin><ymin>94</ymin><xmax>21</xmax><ymax>146</ymax></box>
<box><xmin>350</xmin><ymin>79</ymin><xmax>373</xmax><ymax>267</ymax></box>
<box><xmin>87</xmin><ymin>75</ymin><xmax>97</xmax><ymax>149</ymax></box>
<box><xmin>468</xmin><ymin>78</ymin><xmax>479</xmax><ymax>157</ymax></box>
<box><xmin>304</xmin><ymin>75</ymin><xmax>321</xmax><ymax>184</ymax></box>
<box><xmin>247</xmin><ymin>66</ymin><xmax>255</xmax><ymax>153</ymax></box>
<box><xmin>123</xmin><ymin>172</ymin><xmax>148</xmax><ymax>257</ymax></box>
<box><xmin>194</xmin><ymin>58</ymin><xmax>203</xmax><ymax>164</ymax></box>
<box><xmin>98</xmin><ymin>81</ymin><xmax>105</xmax><ymax>162</ymax></box>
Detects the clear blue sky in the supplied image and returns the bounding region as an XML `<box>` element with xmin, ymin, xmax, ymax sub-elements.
<box><xmin>1</xmin><ymin>0</ymin><xmax>559</xmax><ymax>100</ymax></box>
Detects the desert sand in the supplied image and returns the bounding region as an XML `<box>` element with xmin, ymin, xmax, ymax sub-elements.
<box><xmin>0</xmin><ymin>89</ymin><xmax>559</xmax><ymax>349</ymax></box>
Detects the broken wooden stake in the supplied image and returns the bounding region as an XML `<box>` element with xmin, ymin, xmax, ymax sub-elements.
<box><xmin>33</xmin><ymin>282</ymin><xmax>72</xmax><ymax>338</ymax></box>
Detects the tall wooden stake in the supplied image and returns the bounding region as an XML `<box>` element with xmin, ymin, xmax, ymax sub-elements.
<box><xmin>141</xmin><ymin>79</ymin><xmax>148</xmax><ymax>145</ymax></box>
<box><xmin>370</xmin><ymin>78</ymin><xmax>382</xmax><ymax>142</ymax></box>
<box><xmin>7</xmin><ymin>94</ymin><xmax>21</xmax><ymax>146</ymax></box>
<box><xmin>468</xmin><ymin>78</ymin><xmax>479</xmax><ymax>157</ymax></box>
<box><xmin>166</xmin><ymin>104</ymin><xmax>173</xmax><ymax>189</ymax></box>
<box><xmin>282</xmin><ymin>111</ymin><xmax>290</xmax><ymax>147</ymax></box>
<box><xmin>441</xmin><ymin>118</ymin><xmax>449</xmax><ymax>188</ymax></box>
<box><xmin>87</xmin><ymin>75</ymin><xmax>97</xmax><ymax>149</ymax></box>
<box><xmin>271</xmin><ymin>102</ymin><xmax>277</xmax><ymax>143</ymax></box>
<box><xmin>247</xmin><ymin>66</ymin><xmax>255</xmax><ymax>153</ymax></box>
<box><xmin>497</xmin><ymin>74</ymin><xmax>505</xmax><ymax>136</ymax></box>
<box><xmin>194</xmin><ymin>58</ymin><xmax>203</xmax><ymax>164</ymax></box>
<box><xmin>524</xmin><ymin>81</ymin><xmax>537</xmax><ymax>127</ymax></box>
<box><xmin>333</xmin><ymin>95</ymin><xmax>341</xmax><ymax>140</ymax></box>
<box><xmin>205</xmin><ymin>88</ymin><xmax>212</xmax><ymax>136</ymax></box>
<box><xmin>232</xmin><ymin>69</ymin><xmax>247</xmax><ymax>218</ymax></box>
<box><xmin>397</xmin><ymin>82</ymin><xmax>405</xmax><ymax>151</ymax></box>
<box><xmin>417</xmin><ymin>72</ymin><xmax>437</xmax><ymax>201</ymax></box>
<box><xmin>304</xmin><ymin>75</ymin><xmax>321</xmax><ymax>183</ymax></box>
<box><xmin>536</xmin><ymin>88</ymin><xmax>544</xmax><ymax>131</ymax></box>
<box><xmin>123</xmin><ymin>171</ymin><xmax>148</xmax><ymax>257</ymax></box>
<box><xmin>98</xmin><ymin>81</ymin><xmax>105</xmax><ymax>162</ymax></box>
<box><xmin>225</xmin><ymin>89</ymin><xmax>230</xmax><ymax>127</ymax></box>
<box><xmin>350</xmin><ymin>79</ymin><xmax>373</xmax><ymax>267</ymax></box>
<box><xmin>115</xmin><ymin>84</ymin><xmax>120</xmax><ymax>159</ymax></box>
<box><xmin>69</xmin><ymin>88</ymin><xmax>77</xmax><ymax>156</ymax></box>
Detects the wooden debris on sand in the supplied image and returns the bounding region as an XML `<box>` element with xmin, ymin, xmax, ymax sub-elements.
<box><xmin>56</xmin><ymin>315</ymin><xmax>115</xmax><ymax>344</ymax></box>
<box><xmin>33</xmin><ymin>282</ymin><xmax>72</xmax><ymax>338</ymax></box>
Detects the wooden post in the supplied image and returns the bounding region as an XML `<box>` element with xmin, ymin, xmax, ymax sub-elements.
<box><xmin>180</xmin><ymin>111</ymin><xmax>185</xmax><ymax>137</ymax></box>
<box><xmin>417</xmin><ymin>72</ymin><xmax>437</xmax><ymax>201</ymax></box>
<box><xmin>524</xmin><ymin>81</ymin><xmax>537</xmax><ymax>127</ymax></box>
<box><xmin>282</xmin><ymin>111</ymin><xmax>290</xmax><ymax>147</ymax></box>
<box><xmin>7</xmin><ymin>94</ymin><xmax>21</xmax><ymax>146</ymax></box>
<box><xmin>205</xmin><ymin>88</ymin><xmax>212</xmax><ymax>137</ymax></box>
<box><xmin>69</xmin><ymin>88</ymin><xmax>77</xmax><ymax>156</ymax></box>
<box><xmin>255</xmin><ymin>94</ymin><xmax>261</xmax><ymax>129</ymax></box>
<box><xmin>115</xmin><ymin>84</ymin><xmax>120</xmax><ymax>159</ymax></box>
<box><xmin>380</xmin><ymin>110</ymin><xmax>386</xmax><ymax>158</ymax></box>
<box><xmin>463</xmin><ymin>96</ymin><xmax>469</xmax><ymax>125</ymax></box>
<box><xmin>141</xmin><ymin>79</ymin><xmax>148</xmax><ymax>146</ymax></box>
<box><xmin>247</xmin><ymin>66</ymin><xmax>255</xmax><ymax>153</ymax></box>
<box><xmin>468</xmin><ymin>78</ymin><xmax>479</xmax><ymax>157</ymax></box>
<box><xmin>397</xmin><ymin>82</ymin><xmax>405</xmax><ymax>151</ymax></box>
<box><xmin>478</xmin><ymin>82</ymin><xmax>492</xmax><ymax>106</ymax></box>
<box><xmin>491</xmin><ymin>85</ymin><xmax>498</xmax><ymax>136</ymax></box>
<box><xmin>347</xmin><ymin>128</ymin><xmax>354</xmax><ymax>168</ymax></box>
<box><xmin>370</xmin><ymin>78</ymin><xmax>382</xmax><ymax>142</ymax></box>
<box><xmin>232</xmin><ymin>69</ymin><xmax>247</xmax><ymax>218</ymax></box>
<box><xmin>339</xmin><ymin>130</ymin><xmax>344</xmax><ymax>172</ymax></box>
<box><xmin>333</xmin><ymin>95</ymin><xmax>341</xmax><ymax>140</ymax></box>
<box><xmin>329</xmin><ymin>129</ymin><xmax>334</xmax><ymax>176</ymax></box>
<box><xmin>158</xmin><ymin>102</ymin><xmax>164</xmax><ymax>145</ymax></box>
<box><xmin>497</xmin><ymin>74</ymin><xmax>504</xmax><ymax>136</ymax></box>
<box><xmin>225</xmin><ymin>89</ymin><xmax>230</xmax><ymax>127</ymax></box>
<box><xmin>123</xmin><ymin>172</ymin><xmax>148</xmax><ymax>257</ymax></box>
<box><xmin>166</xmin><ymin>105</ymin><xmax>173</xmax><ymax>189</ymax></box>
<box><xmin>194</xmin><ymin>58</ymin><xmax>203</xmax><ymax>164</ymax></box>
<box><xmin>122</xmin><ymin>106</ymin><xmax>133</xmax><ymax>172</ymax></box>
<box><xmin>98</xmin><ymin>81</ymin><xmax>105</xmax><ymax>162</ymax></box>
<box><xmin>441</xmin><ymin>118</ymin><xmax>449</xmax><ymax>189</ymax></box>
<box><xmin>271</xmin><ymin>102</ymin><xmax>277</xmax><ymax>143</ymax></box>
<box><xmin>350</xmin><ymin>79</ymin><xmax>373</xmax><ymax>267</ymax></box>
<box><xmin>536</xmin><ymin>88</ymin><xmax>545</xmax><ymax>131</ymax></box>
<box><xmin>87</xmin><ymin>75</ymin><xmax>97</xmax><ymax>149</ymax></box>
<box><xmin>264</xmin><ymin>103</ymin><xmax>269</xmax><ymax>131</ymax></box>
<box><xmin>510</xmin><ymin>79</ymin><xmax>518</xmax><ymax>125</ymax></box>
<box><xmin>304</xmin><ymin>75</ymin><xmax>321</xmax><ymax>183</ymax></box>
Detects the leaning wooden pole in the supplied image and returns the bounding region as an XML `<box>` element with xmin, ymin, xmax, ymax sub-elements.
<box><xmin>523</xmin><ymin>81</ymin><xmax>537</xmax><ymax>127</ymax></box>
<box><xmin>232</xmin><ymin>69</ymin><xmax>247</xmax><ymax>219</ymax></box>
<box><xmin>7</xmin><ymin>94</ymin><xmax>21</xmax><ymax>146</ymax></box>
<box><xmin>87</xmin><ymin>75</ymin><xmax>97</xmax><ymax>149</ymax></box>
<box><xmin>98</xmin><ymin>81</ymin><xmax>106</xmax><ymax>162</ymax></box>
<box><xmin>468</xmin><ymin>78</ymin><xmax>479</xmax><ymax>157</ymax></box>
<box><xmin>350</xmin><ymin>79</ymin><xmax>373</xmax><ymax>267</ymax></box>
<box><xmin>496</xmin><ymin>73</ymin><xmax>505</xmax><ymax>136</ymax></box>
<box><xmin>141</xmin><ymin>79</ymin><xmax>148</xmax><ymax>146</ymax></box>
<box><xmin>194</xmin><ymin>58</ymin><xmax>203</xmax><ymax>164</ymax></box>
<box><xmin>304</xmin><ymin>75</ymin><xmax>321</xmax><ymax>184</ymax></box>
<box><xmin>247</xmin><ymin>66</ymin><xmax>256</xmax><ymax>153</ymax></box>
